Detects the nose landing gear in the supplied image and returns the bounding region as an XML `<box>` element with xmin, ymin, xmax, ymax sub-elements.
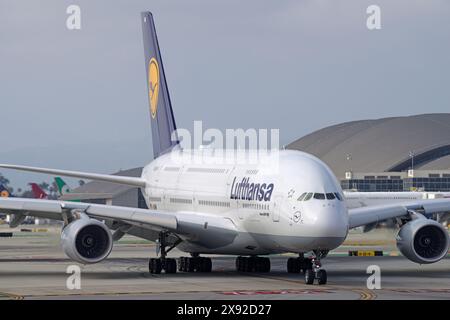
<box><xmin>304</xmin><ymin>250</ymin><xmax>328</xmax><ymax>285</ymax></box>
<box><xmin>304</xmin><ymin>258</ymin><xmax>327</xmax><ymax>285</ymax></box>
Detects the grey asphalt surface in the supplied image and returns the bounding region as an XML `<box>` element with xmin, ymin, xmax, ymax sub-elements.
<box><xmin>0</xmin><ymin>226</ymin><xmax>449</xmax><ymax>300</ymax></box>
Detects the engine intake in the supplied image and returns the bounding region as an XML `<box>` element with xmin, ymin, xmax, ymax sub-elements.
<box><xmin>397</xmin><ymin>218</ymin><xmax>449</xmax><ymax>264</ymax></box>
<box><xmin>61</xmin><ymin>217</ymin><xmax>113</xmax><ymax>264</ymax></box>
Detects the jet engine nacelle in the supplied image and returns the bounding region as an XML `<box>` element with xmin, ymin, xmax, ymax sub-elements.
<box><xmin>61</xmin><ymin>217</ymin><xmax>113</xmax><ymax>264</ymax></box>
<box><xmin>396</xmin><ymin>218</ymin><xmax>449</xmax><ymax>264</ymax></box>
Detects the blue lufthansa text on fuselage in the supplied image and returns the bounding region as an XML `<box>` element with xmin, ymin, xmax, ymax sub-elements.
<box><xmin>230</xmin><ymin>176</ymin><xmax>274</xmax><ymax>202</ymax></box>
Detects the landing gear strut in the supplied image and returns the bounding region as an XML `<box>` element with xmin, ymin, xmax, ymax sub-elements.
<box><xmin>236</xmin><ymin>256</ymin><xmax>271</xmax><ymax>272</ymax></box>
<box><xmin>148</xmin><ymin>231</ymin><xmax>180</xmax><ymax>274</ymax></box>
<box><xmin>304</xmin><ymin>251</ymin><xmax>328</xmax><ymax>285</ymax></box>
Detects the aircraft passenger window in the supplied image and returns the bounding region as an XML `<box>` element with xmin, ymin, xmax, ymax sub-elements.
<box><xmin>326</xmin><ymin>193</ymin><xmax>335</xmax><ymax>200</ymax></box>
<box><xmin>313</xmin><ymin>193</ymin><xmax>325</xmax><ymax>200</ymax></box>
<box><xmin>297</xmin><ymin>192</ymin><xmax>307</xmax><ymax>201</ymax></box>
<box><xmin>304</xmin><ymin>193</ymin><xmax>313</xmax><ymax>201</ymax></box>
<box><xmin>334</xmin><ymin>192</ymin><xmax>343</xmax><ymax>201</ymax></box>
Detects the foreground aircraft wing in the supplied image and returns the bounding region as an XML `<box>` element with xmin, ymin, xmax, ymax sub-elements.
<box><xmin>348</xmin><ymin>198</ymin><xmax>450</xmax><ymax>229</ymax></box>
<box><xmin>0</xmin><ymin>164</ymin><xmax>146</xmax><ymax>188</ymax></box>
<box><xmin>0</xmin><ymin>197</ymin><xmax>238</xmax><ymax>248</ymax></box>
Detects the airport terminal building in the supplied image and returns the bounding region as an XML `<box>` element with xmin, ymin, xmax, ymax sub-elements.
<box><xmin>288</xmin><ymin>113</ymin><xmax>450</xmax><ymax>192</ymax></box>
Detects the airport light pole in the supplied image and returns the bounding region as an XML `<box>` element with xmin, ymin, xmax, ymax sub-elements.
<box><xmin>346</xmin><ymin>153</ymin><xmax>352</xmax><ymax>171</ymax></box>
<box><xmin>409</xmin><ymin>150</ymin><xmax>415</xmax><ymax>172</ymax></box>
<box><xmin>346</xmin><ymin>153</ymin><xmax>353</xmax><ymax>189</ymax></box>
<box><xmin>408</xmin><ymin>151</ymin><xmax>415</xmax><ymax>188</ymax></box>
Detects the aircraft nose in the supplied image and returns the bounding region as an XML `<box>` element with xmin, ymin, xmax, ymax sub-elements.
<box><xmin>297</xmin><ymin>202</ymin><xmax>348</xmax><ymax>250</ymax></box>
<box><xmin>309</xmin><ymin>203</ymin><xmax>349</xmax><ymax>240</ymax></box>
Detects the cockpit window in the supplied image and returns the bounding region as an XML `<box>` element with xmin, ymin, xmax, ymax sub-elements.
<box><xmin>313</xmin><ymin>193</ymin><xmax>325</xmax><ymax>200</ymax></box>
<box><xmin>304</xmin><ymin>192</ymin><xmax>313</xmax><ymax>201</ymax></box>
<box><xmin>297</xmin><ymin>192</ymin><xmax>307</xmax><ymax>201</ymax></box>
<box><xmin>302</xmin><ymin>192</ymin><xmax>341</xmax><ymax>201</ymax></box>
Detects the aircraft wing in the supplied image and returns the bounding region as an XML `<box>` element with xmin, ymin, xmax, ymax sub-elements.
<box><xmin>348</xmin><ymin>198</ymin><xmax>450</xmax><ymax>229</ymax></box>
<box><xmin>0</xmin><ymin>164</ymin><xmax>146</xmax><ymax>188</ymax></box>
<box><xmin>0</xmin><ymin>197</ymin><xmax>238</xmax><ymax>248</ymax></box>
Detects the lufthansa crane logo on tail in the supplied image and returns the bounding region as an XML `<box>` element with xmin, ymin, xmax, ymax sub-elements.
<box><xmin>148</xmin><ymin>57</ymin><xmax>160</xmax><ymax>119</ymax></box>
<box><xmin>0</xmin><ymin>190</ymin><xmax>9</xmax><ymax>197</ymax></box>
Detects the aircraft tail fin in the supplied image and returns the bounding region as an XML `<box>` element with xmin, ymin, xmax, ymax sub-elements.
<box><xmin>141</xmin><ymin>12</ymin><xmax>179</xmax><ymax>159</ymax></box>
<box><xmin>29</xmin><ymin>183</ymin><xmax>48</xmax><ymax>199</ymax></box>
<box><xmin>55</xmin><ymin>177</ymin><xmax>71</xmax><ymax>196</ymax></box>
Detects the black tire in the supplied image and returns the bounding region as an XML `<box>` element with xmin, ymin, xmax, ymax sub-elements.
<box><xmin>255</xmin><ymin>257</ymin><xmax>262</xmax><ymax>272</ymax></box>
<box><xmin>292</xmin><ymin>258</ymin><xmax>300</xmax><ymax>273</ymax></box>
<box><xmin>247</xmin><ymin>257</ymin><xmax>255</xmax><ymax>272</ymax></box>
<box><xmin>149</xmin><ymin>258</ymin><xmax>154</xmax><ymax>273</ymax></box>
<box><xmin>260</xmin><ymin>257</ymin><xmax>270</xmax><ymax>273</ymax></box>
<box><xmin>178</xmin><ymin>257</ymin><xmax>185</xmax><ymax>272</ymax></box>
<box><xmin>187</xmin><ymin>258</ymin><xmax>195</xmax><ymax>272</ymax></box>
<box><xmin>241</xmin><ymin>257</ymin><xmax>247</xmax><ymax>272</ymax></box>
<box><xmin>260</xmin><ymin>258</ymin><xmax>266</xmax><ymax>272</ymax></box>
<box><xmin>203</xmin><ymin>258</ymin><xmax>212</xmax><ymax>272</ymax></box>
<box><xmin>164</xmin><ymin>259</ymin><xmax>170</xmax><ymax>273</ymax></box>
<box><xmin>150</xmin><ymin>258</ymin><xmax>162</xmax><ymax>274</ymax></box>
<box><xmin>255</xmin><ymin>257</ymin><xmax>270</xmax><ymax>273</ymax></box>
<box><xmin>264</xmin><ymin>258</ymin><xmax>271</xmax><ymax>273</ymax></box>
<box><xmin>287</xmin><ymin>258</ymin><xmax>293</xmax><ymax>273</ymax></box>
<box><xmin>236</xmin><ymin>256</ymin><xmax>240</xmax><ymax>271</ymax></box>
<box><xmin>172</xmin><ymin>258</ymin><xmax>178</xmax><ymax>273</ymax></box>
<box><xmin>198</xmin><ymin>258</ymin><xmax>206</xmax><ymax>272</ymax></box>
<box><xmin>183</xmin><ymin>257</ymin><xmax>188</xmax><ymax>272</ymax></box>
<box><xmin>192</xmin><ymin>257</ymin><xmax>201</xmax><ymax>272</ymax></box>
<box><xmin>317</xmin><ymin>269</ymin><xmax>327</xmax><ymax>285</ymax></box>
<box><xmin>165</xmin><ymin>258</ymin><xmax>177</xmax><ymax>274</ymax></box>
<box><xmin>305</xmin><ymin>269</ymin><xmax>315</xmax><ymax>285</ymax></box>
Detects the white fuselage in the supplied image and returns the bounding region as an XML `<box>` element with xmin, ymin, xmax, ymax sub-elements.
<box><xmin>140</xmin><ymin>149</ymin><xmax>349</xmax><ymax>255</ymax></box>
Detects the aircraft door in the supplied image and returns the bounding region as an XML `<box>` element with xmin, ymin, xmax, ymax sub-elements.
<box><xmin>237</xmin><ymin>200</ymin><xmax>244</xmax><ymax>220</ymax></box>
<box><xmin>272</xmin><ymin>195</ymin><xmax>283</xmax><ymax>222</ymax></box>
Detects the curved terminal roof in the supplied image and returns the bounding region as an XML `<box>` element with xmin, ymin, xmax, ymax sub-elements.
<box><xmin>287</xmin><ymin>114</ymin><xmax>450</xmax><ymax>178</ymax></box>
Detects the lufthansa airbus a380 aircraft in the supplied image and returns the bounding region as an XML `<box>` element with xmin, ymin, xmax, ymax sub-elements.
<box><xmin>0</xmin><ymin>12</ymin><xmax>449</xmax><ymax>285</ymax></box>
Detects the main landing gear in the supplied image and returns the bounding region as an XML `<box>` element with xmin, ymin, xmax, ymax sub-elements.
<box><xmin>148</xmin><ymin>231</ymin><xmax>212</xmax><ymax>274</ymax></box>
<box><xmin>235</xmin><ymin>256</ymin><xmax>271</xmax><ymax>272</ymax></box>
<box><xmin>178</xmin><ymin>255</ymin><xmax>212</xmax><ymax>273</ymax></box>
<box><xmin>148</xmin><ymin>231</ymin><xmax>180</xmax><ymax>274</ymax></box>
<box><xmin>286</xmin><ymin>253</ymin><xmax>313</xmax><ymax>273</ymax></box>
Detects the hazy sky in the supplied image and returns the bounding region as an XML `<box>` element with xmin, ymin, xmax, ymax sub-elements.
<box><xmin>1</xmin><ymin>0</ymin><xmax>449</xmax><ymax>189</ymax></box>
